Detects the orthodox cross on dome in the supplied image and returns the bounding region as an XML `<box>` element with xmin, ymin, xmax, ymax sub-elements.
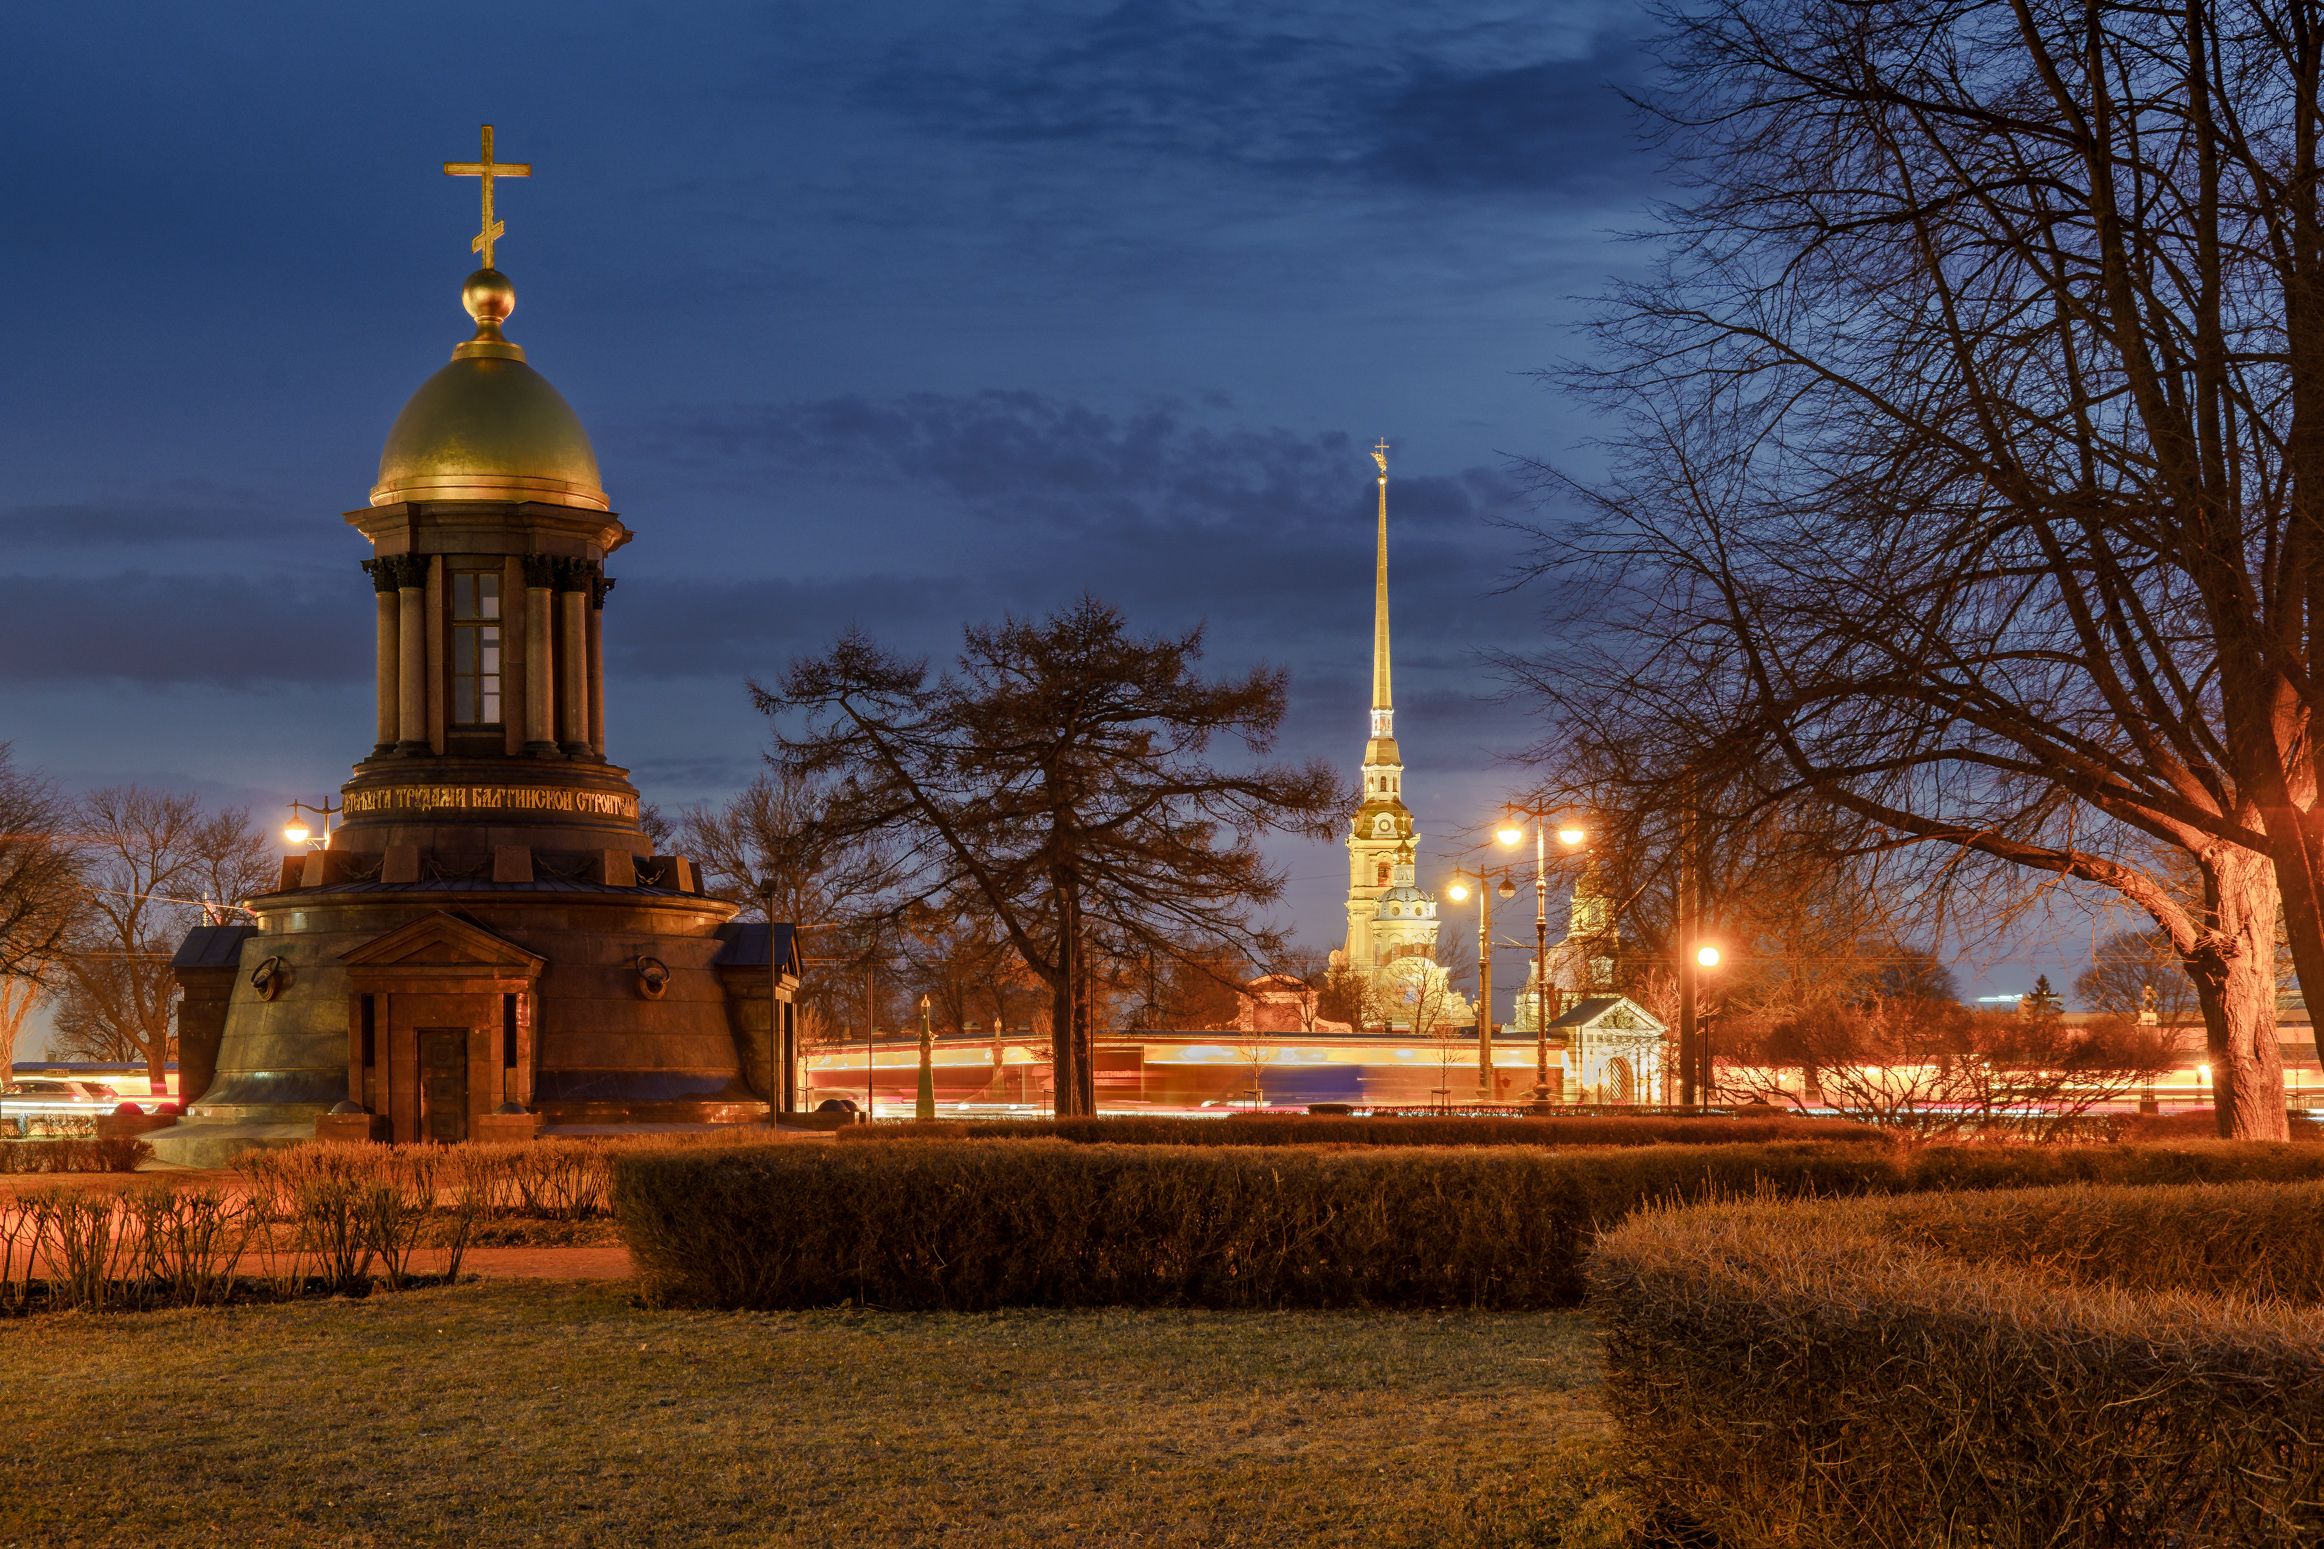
<box><xmin>443</xmin><ymin>124</ymin><xmax>532</xmax><ymax>270</ymax></box>
<box><xmin>1371</xmin><ymin>438</ymin><xmax>1390</xmax><ymax>476</ymax></box>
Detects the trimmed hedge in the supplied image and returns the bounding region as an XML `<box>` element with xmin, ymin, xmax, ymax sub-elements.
<box><xmin>836</xmin><ymin>1112</ymin><xmax>1886</xmax><ymax>1147</ymax></box>
<box><xmin>1591</xmin><ymin>1180</ymin><xmax>2324</xmax><ymax>1548</ymax></box>
<box><xmin>611</xmin><ymin>1138</ymin><xmax>2324</xmax><ymax>1311</ymax></box>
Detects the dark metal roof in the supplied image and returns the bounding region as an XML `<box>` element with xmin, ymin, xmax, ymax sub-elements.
<box><xmin>713</xmin><ymin>921</ymin><xmax>802</xmax><ymax>975</ymax></box>
<box><xmin>1548</xmin><ymin>995</ymin><xmax>1627</xmax><ymax>1029</ymax></box>
<box><xmin>286</xmin><ymin>878</ymin><xmax>696</xmax><ymax>897</ymax></box>
<box><xmin>172</xmin><ymin>924</ymin><xmax>256</xmax><ymax>970</ymax></box>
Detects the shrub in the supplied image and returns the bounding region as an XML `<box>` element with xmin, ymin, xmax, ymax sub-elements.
<box><xmin>836</xmin><ymin>1112</ymin><xmax>1886</xmax><ymax>1147</ymax></box>
<box><xmin>2117</xmin><ymin>1109</ymin><xmax>2324</xmax><ymax>1142</ymax></box>
<box><xmin>615</xmin><ymin>1139</ymin><xmax>2324</xmax><ymax>1312</ymax></box>
<box><xmin>240</xmin><ymin>1139</ymin><xmax>617</xmax><ymax>1221</ymax></box>
<box><xmin>0</xmin><ymin>1137</ymin><xmax>151</xmax><ymax>1173</ymax></box>
<box><xmin>1590</xmin><ymin>1180</ymin><xmax>2324</xmax><ymax>1548</ymax></box>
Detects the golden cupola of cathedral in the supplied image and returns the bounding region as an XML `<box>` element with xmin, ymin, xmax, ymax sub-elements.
<box><xmin>371</xmin><ymin>267</ymin><xmax>609</xmax><ymax>511</ymax></box>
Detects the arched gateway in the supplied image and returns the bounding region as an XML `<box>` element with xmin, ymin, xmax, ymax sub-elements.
<box><xmin>155</xmin><ymin>130</ymin><xmax>799</xmax><ymax>1162</ymax></box>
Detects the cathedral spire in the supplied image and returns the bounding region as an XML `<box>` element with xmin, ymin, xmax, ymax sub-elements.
<box><xmin>1369</xmin><ymin>439</ymin><xmax>1393</xmax><ymax>740</ymax></box>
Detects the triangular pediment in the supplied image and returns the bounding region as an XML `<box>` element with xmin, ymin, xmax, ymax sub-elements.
<box><xmin>341</xmin><ymin>910</ymin><xmax>546</xmax><ymax>973</ymax></box>
<box><xmin>1564</xmin><ymin>995</ymin><xmax>1667</xmax><ymax>1036</ymax></box>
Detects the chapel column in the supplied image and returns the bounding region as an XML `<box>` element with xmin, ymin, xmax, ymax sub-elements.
<box><xmin>500</xmin><ymin>555</ymin><xmax>527</xmax><ymax>757</ymax></box>
<box><xmin>424</xmin><ymin>556</ymin><xmax>447</xmax><ymax>755</ymax></box>
<box><xmin>365</xmin><ymin>559</ymin><xmax>401</xmax><ymax>755</ymax></box>
<box><xmin>557</xmin><ymin>563</ymin><xmax>590</xmax><ymax>755</ymax></box>
<box><xmin>522</xmin><ymin>556</ymin><xmax>558</xmax><ymax>756</ymax></box>
<box><xmin>586</xmin><ymin>573</ymin><xmax>613</xmax><ymax>757</ymax></box>
<box><xmin>396</xmin><ymin>559</ymin><xmax>427</xmax><ymax>754</ymax></box>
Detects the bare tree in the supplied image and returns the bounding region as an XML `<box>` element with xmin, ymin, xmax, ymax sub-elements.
<box><xmin>1262</xmin><ymin>947</ymin><xmax>1337</xmax><ymax>1033</ymax></box>
<box><xmin>1316</xmin><ymin>959</ymin><xmax>1386</xmax><ymax>1035</ymax></box>
<box><xmin>2078</xmin><ymin>928</ymin><xmax>2204</xmax><ymax>1025</ymax></box>
<box><xmin>894</xmin><ymin>896</ymin><xmax>1019</xmax><ymax>1035</ymax></box>
<box><xmin>1519</xmin><ymin>0</ymin><xmax>2324</xmax><ymax>1137</ymax></box>
<box><xmin>56</xmin><ymin>790</ymin><xmax>270</xmax><ymax>1087</ymax></box>
<box><xmin>0</xmin><ymin>980</ymin><xmax>43</xmax><ymax>1085</ymax></box>
<box><xmin>752</xmin><ymin>597</ymin><xmax>1342</xmax><ymax>1116</ymax></box>
<box><xmin>1722</xmin><ymin>991</ymin><xmax>2177</xmax><ymax>1142</ymax></box>
<box><xmin>682</xmin><ymin>768</ymin><xmax>893</xmax><ymax>1063</ymax></box>
<box><xmin>0</xmin><ymin>746</ymin><xmax>79</xmax><ymax>990</ymax></box>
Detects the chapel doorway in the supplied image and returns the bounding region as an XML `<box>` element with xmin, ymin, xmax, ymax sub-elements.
<box><xmin>418</xmin><ymin>1029</ymin><xmax>471</xmax><ymax>1143</ymax></box>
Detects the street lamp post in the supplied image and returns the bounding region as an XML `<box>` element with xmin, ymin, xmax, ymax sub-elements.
<box><xmin>281</xmin><ymin>798</ymin><xmax>342</xmax><ymax>850</ymax></box>
<box><xmin>1688</xmin><ymin>942</ymin><xmax>1722</xmax><ymax>1107</ymax></box>
<box><xmin>765</xmin><ymin>882</ymin><xmax>783</xmax><ymax>1128</ymax></box>
<box><xmin>916</xmin><ymin>993</ymin><xmax>937</xmax><ymax>1121</ymax></box>
<box><xmin>1445</xmin><ymin>868</ymin><xmax>1520</xmax><ymax>1103</ymax></box>
<box><xmin>1496</xmin><ymin>813</ymin><xmax>1587</xmax><ymax>1113</ymax></box>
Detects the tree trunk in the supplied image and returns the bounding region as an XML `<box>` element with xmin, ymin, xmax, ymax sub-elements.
<box><xmin>1048</xmin><ymin>883</ymin><xmax>1088</xmax><ymax>1118</ymax></box>
<box><xmin>2275</xmin><ymin>806</ymin><xmax>2324</xmax><ymax>1067</ymax></box>
<box><xmin>1049</xmin><ymin>960</ymin><xmax>1078</xmax><ymax>1119</ymax></box>
<box><xmin>1076</xmin><ymin>958</ymin><xmax>1096</xmax><ymax>1115</ymax></box>
<box><xmin>2186</xmin><ymin>846</ymin><xmax>2288</xmax><ymax>1141</ymax></box>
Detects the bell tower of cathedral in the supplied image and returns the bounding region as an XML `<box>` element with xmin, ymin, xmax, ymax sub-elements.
<box><xmin>1338</xmin><ymin>443</ymin><xmax>1437</xmax><ymax>991</ymax></box>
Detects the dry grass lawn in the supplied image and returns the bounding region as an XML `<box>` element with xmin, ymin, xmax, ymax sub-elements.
<box><xmin>0</xmin><ymin>1283</ymin><xmax>1628</xmax><ymax>1548</ymax></box>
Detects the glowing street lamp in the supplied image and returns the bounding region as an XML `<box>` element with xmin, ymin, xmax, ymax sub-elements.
<box><xmin>1496</xmin><ymin>811</ymin><xmax>1565</xmax><ymax>1113</ymax></box>
<box><xmin>1682</xmin><ymin>940</ymin><xmax>1727</xmax><ymax>1104</ymax></box>
<box><xmin>281</xmin><ymin>798</ymin><xmax>341</xmax><ymax>851</ymax></box>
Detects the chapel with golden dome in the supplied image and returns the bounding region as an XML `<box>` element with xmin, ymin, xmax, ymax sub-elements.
<box><xmin>156</xmin><ymin>129</ymin><xmax>798</xmax><ymax>1160</ymax></box>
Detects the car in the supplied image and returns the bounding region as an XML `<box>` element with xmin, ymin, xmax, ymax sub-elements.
<box><xmin>0</xmin><ymin>1079</ymin><xmax>125</xmax><ymax>1136</ymax></box>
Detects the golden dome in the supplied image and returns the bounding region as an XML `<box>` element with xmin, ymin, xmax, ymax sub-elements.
<box><xmin>371</xmin><ymin>270</ymin><xmax>609</xmax><ymax>511</ymax></box>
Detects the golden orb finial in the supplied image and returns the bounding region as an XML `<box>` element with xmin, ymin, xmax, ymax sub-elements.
<box><xmin>463</xmin><ymin>268</ymin><xmax>515</xmax><ymax>328</ymax></box>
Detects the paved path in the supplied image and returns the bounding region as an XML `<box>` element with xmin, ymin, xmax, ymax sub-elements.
<box><xmin>430</xmin><ymin>1244</ymin><xmax>636</xmax><ymax>1281</ymax></box>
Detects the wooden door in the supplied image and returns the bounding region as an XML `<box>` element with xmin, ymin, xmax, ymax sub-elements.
<box><xmin>418</xmin><ymin>1028</ymin><xmax>470</xmax><ymax>1143</ymax></box>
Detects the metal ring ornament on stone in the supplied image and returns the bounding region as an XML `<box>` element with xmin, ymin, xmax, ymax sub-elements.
<box><xmin>249</xmin><ymin>955</ymin><xmax>289</xmax><ymax>1001</ymax></box>
<box><xmin>636</xmin><ymin>955</ymin><xmax>670</xmax><ymax>1000</ymax></box>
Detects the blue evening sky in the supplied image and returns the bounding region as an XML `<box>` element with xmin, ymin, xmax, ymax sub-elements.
<box><xmin>0</xmin><ymin>1</ymin><xmax>2097</xmax><ymax>1018</ymax></box>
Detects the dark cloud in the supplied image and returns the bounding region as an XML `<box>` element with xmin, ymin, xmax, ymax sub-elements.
<box><xmin>867</xmin><ymin>2</ymin><xmax>1659</xmax><ymax>201</ymax></box>
<box><xmin>611</xmin><ymin>572</ymin><xmax>964</xmax><ymax>679</ymax></box>
<box><xmin>618</xmin><ymin>388</ymin><xmax>1541</xmax><ymax>780</ymax></box>
<box><xmin>0</xmin><ymin>499</ymin><xmax>313</xmax><ymax>550</ymax></box>
<box><xmin>1365</xmin><ymin>53</ymin><xmax>1655</xmax><ymax>198</ymax></box>
<box><xmin>639</xmin><ymin>390</ymin><xmax>1522</xmax><ymax>537</ymax></box>
<box><xmin>6</xmin><ymin>388</ymin><xmax>1541</xmax><ymax>778</ymax></box>
<box><xmin>0</xmin><ymin>574</ymin><xmax>362</xmax><ymax>686</ymax></box>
